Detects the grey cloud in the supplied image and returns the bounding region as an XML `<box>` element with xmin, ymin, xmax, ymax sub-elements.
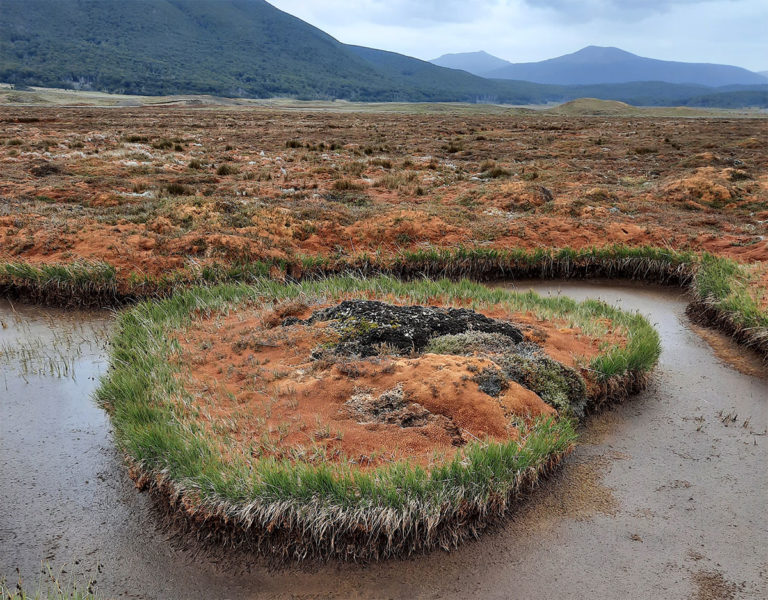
<box><xmin>524</xmin><ymin>0</ymin><xmax>730</xmax><ymax>21</ymax></box>
<box><xmin>365</xmin><ymin>0</ymin><xmax>499</xmax><ymax>25</ymax></box>
<box><xmin>268</xmin><ymin>0</ymin><xmax>767</xmax><ymax>71</ymax></box>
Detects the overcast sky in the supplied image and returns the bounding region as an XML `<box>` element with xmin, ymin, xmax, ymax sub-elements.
<box><xmin>267</xmin><ymin>0</ymin><xmax>767</xmax><ymax>71</ymax></box>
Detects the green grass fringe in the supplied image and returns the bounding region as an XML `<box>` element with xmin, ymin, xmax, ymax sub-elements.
<box><xmin>1</xmin><ymin>245</ymin><xmax>764</xmax><ymax>356</ymax></box>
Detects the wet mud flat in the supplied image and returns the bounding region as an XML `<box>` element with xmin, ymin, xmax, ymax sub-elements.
<box><xmin>1</xmin><ymin>283</ymin><xmax>766</xmax><ymax>599</ymax></box>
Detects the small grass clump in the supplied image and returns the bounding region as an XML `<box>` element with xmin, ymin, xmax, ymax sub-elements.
<box><xmin>480</xmin><ymin>161</ymin><xmax>512</xmax><ymax>179</ymax></box>
<box><xmin>96</xmin><ymin>275</ymin><xmax>659</xmax><ymax>561</ymax></box>
<box><xmin>0</xmin><ymin>566</ymin><xmax>98</xmax><ymax>600</ymax></box>
<box><xmin>151</xmin><ymin>139</ymin><xmax>174</xmax><ymax>150</ymax></box>
<box><xmin>165</xmin><ymin>182</ymin><xmax>191</xmax><ymax>196</ymax></box>
<box><xmin>216</xmin><ymin>164</ymin><xmax>239</xmax><ymax>176</ymax></box>
<box><xmin>332</xmin><ymin>179</ymin><xmax>364</xmax><ymax>192</ymax></box>
<box><xmin>375</xmin><ymin>171</ymin><xmax>418</xmax><ymax>190</ymax></box>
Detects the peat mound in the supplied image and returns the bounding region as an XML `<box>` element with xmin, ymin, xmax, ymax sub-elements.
<box><xmin>98</xmin><ymin>278</ymin><xmax>658</xmax><ymax>561</ymax></box>
<box><xmin>173</xmin><ymin>298</ymin><xmax>590</xmax><ymax>469</ymax></box>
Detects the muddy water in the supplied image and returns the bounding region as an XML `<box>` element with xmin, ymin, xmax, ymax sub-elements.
<box><xmin>1</xmin><ymin>283</ymin><xmax>766</xmax><ymax>599</ymax></box>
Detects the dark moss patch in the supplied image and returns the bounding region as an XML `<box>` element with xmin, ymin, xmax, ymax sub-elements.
<box><xmin>294</xmin><ymin>300</ymin><xmax>524</xmax><ymax>357</ymax></box>
<box><xmin>29</xmin><ymin>161</ymin><xmax>61</xmax><ymax>177</ymax></box>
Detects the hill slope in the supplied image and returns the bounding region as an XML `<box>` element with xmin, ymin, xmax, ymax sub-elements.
<box><xmin>488</xmin><ymin>46</ymin><xmax>768</xmax><ymax>86</ymax></box>
<box><xmin>430</xmin><ymin>51</ymin><xmax>511</xmax><ymax>76</ymax></box>
<box><xmin>0</xmin><ymin>0</ymin><xmax>407</xmax><ymax>98</ymax></box>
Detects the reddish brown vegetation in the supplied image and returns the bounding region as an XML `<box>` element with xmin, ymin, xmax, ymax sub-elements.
<box><xmin>1</xmin><ymin>107</ymin><xmax>766</xmax><ymax>278</ymax></box>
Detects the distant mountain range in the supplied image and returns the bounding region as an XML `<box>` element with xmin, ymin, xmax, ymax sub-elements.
<box><xmin>1</xmin><ymin>0</ymin><xmax>766</xmax><ymax>108</ymax></box>
<box><xmin>431</xmin><ymin>51</ymin><xmax>512</xmax><ymax>76</ymax></box>
<box><xmin>431</xmin><ymin>46</ymin><xmax>768</xmax><ymax>87</ymax></box>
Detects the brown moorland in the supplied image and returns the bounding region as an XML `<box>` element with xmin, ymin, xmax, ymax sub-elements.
<box><xmin>1</xmin><ymin>106</ymin><xmax>766</xmax><ymax>280</ymax></box>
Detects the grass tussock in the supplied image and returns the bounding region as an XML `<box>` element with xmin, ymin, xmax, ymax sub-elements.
<box><xmin>216</xmin><ymin>164</ymin><xmax>239</xmax><ymax>176</ymax></box>
<box><xmin>95</xmin><ymin>275</ymin><xmax>658</xmax><ymax>561</ymax></box>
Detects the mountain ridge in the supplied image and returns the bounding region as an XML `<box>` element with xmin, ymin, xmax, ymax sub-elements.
<box><xmin>486</xmin><ymin>46</ymin><xmax>767</xmax><ymax>86</ymax></box>
<box><xmin>1</xmin><ymin>1</ymin><xmax>766</xmax><ymax>107</ymax></box>
<box><xmin>430</xmin><ymin>51</ymin><xmax>511</xmax><ymax>76</ymax></box>
<box><xmin>432</xmin><ymin>46</ymin><xmax>767</xmax><ymax>87</ymax></box>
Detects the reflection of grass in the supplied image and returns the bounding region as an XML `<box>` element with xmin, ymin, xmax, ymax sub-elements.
<box><xmin>95</xmin><ymin>276</ymin><xmax>656</xmax><ymax>560</ymax></box>
<box><xmin>0</xmin><ymin>566</ymin><xmax>98</xmax><ymax>600</ymax></box>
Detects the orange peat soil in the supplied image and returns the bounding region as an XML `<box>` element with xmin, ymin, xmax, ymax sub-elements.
<box><xmin>0</xmin><ymin>107</ymin><xmax>766</xmax><ymax>283</ymax></box>
<box><xmin>172</xmin><ymin>298</ymin><xmax>623</xmax><ymax>470</ymax></box>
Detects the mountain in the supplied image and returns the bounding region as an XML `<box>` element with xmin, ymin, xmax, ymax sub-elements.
<box><xmin>430</xmin><ymin>51</ymin><xmax>511</xmax><ymax>77</ymax></box>
<box><xmin>0</xmin><ymin>0</ymin><xmax>544</xmax><ymax>102</ymax></box>
<box><xmin>345</xmin><ymin>46</ymin><xmax>538</xmax><ymax>103</ymax></box>
<box><xmin>0</xmin><ymin>0</ymin><xmax>389</xmax><ymax>98</ymax></box>
<box><xmin>1</xmin><ymin>0</ymin><xmax>523</xmax><ymax>101</ymax></box>
<box><xmin>487</xmin><ymin>46</ymin><xmax>768</xmax><ymax>87</ymax></box>
<box><xmin>0</xmin><ymin>1</ymin><xmax>766</xmax><ymax>108</ymax></box>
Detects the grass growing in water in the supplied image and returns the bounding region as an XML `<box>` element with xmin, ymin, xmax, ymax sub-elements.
<box><xmin>0</xmin><ymin>566</ymin><xmax>98</xmax><ymax>600</ymax></box>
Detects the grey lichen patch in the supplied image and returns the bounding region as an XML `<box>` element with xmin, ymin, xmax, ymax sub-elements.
<box><xmin>345</xmin><ymin>384</ymin><xmax>464</xmax><ymax>445</ymax></box>
<box><xmin>346</xmin><ymin>384</ymin><xmax>429</xmax><ymax>427</ymax></box>
<box><xmin>496</xmin><ymin>354</ymin><xmax>588</xmax><ymax>419</ymax></box>
<box><xmin>425</xmin><ymin>331</ymin><xmax>527</xmax><ymax>356</ymax></box>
